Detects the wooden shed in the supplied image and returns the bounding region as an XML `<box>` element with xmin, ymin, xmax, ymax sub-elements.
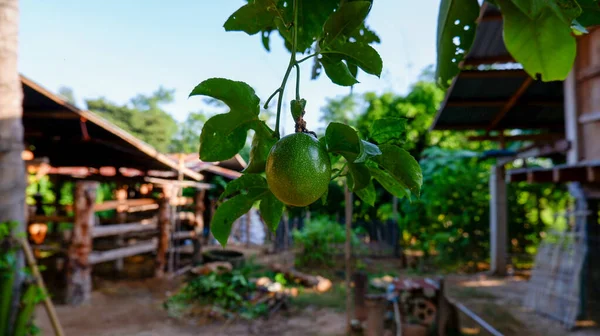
<box><xmin>431</xmin><ymin>2</ymin><xmax>600</xmax><ymax>328</ymax></box>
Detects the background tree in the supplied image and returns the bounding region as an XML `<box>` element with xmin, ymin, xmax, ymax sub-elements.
<box><xmin>86</xmin><ymin>87</ymin><xmax>178</xmax><ymax>152</ymax></box>
<box><xmin>58</xmin><ymin>86</ymin><xmax>76</xmax><ymax>106</ymax></box>
<box><xmin>169</xmin><ymin>111</ymin><xmax>208</xmax><ymax>154</ymax></box>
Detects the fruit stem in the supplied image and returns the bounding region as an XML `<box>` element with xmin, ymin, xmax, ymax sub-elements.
<box><xmin>273</xmin><ymin>0</ymin><xmax>299</xmax><ymax>138</ymax></box>
<box><xmin>330</xmin><ymin>162</ymin><xmax>347</xmax><ymax>181</ymax></box>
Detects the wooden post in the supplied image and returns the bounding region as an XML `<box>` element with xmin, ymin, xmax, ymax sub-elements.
<box><xmin>365</xmin><ymin>295</ymin><xmax>386</xmax><ymax>336</ymax></box>
<box><xmin>192</xmin><ymin>189</ymin><xmax>205</xmax><ymax>265</ymax></box>
<box><xmin>114</xmin><ymin>186</ymin><xmax>127</xmax><ymax>272</ymax></box>
<box><xmin>155</xmin><ymin>193</ymin><xmax>171</xmax><ymax>278</ymax></box>
<box><xmin>66</xmin><ymin>181</ymin><xmax>97</xmax><ymax>305</ymax></box>
<box><xmin>353</xmin><ymin>271</ymin><xmax>368</xmax><ymax>321</ymax></box>
<box><xmin>344</xmin><ymin>182</ymin><xmax>353</xmax><ymax>332</ymax></box>
<box><xmin>489</xmin><ymin>165</ymin><xmax>507</xmax><ymax>275</ymax></box>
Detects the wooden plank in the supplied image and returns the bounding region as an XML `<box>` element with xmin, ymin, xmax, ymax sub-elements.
<box><xmin>459</xmin><ymin>69</ymin><xmax>525</xmax><ymax>79</ymax></box>
<box><xmin>447</xmin><ymin>100</ymin><xmax>560</xmax><ymax>108</ymax></box>
<box><xmin>155</xmin><ymin>197</ymin><xmax>170</xmax><ymax>278</ymax></box>
<box><xmin>488</xmin><ymin>77</ymin><xmax>534</xmax><ymax>131</ymax></box>
<box><xmin>172</xmin><ymin>230</ymin><xmax>196</xmax><ymax>240</ymax></box>
<box><xmin>89</xmin><ymin>240</ymin><xmax>157</xmax><ymax>264</ymax></box>
<box><xmin>468</xmin><ymin>133</ymin><xmax>563</xmax><ymax>142</ymax></box>
<box><xmin>66</xmin><ymin>181</ymin><xmax>97</xmax><ymax>305</ymax></box>
<box><xmin>578</xmin><ymin>111</ymin><xmax>600</xmax><ymax>124</ymax></box>
<box><xmin>170</xmin><ymin>196</ymin><xmax>193</xmax><ymax>206</ymax></box>
<box><xmin>145</xmin><ymin>176</ymin><xmax>214</xmax><ymax>190</ymax></box>
<box><xmin>92</xmin><ymin>220</ymin><xmax>157</xmax><ymax>238</ymax></box>
<box><xmin>93</xmin><ymin>198</ymin><xmax>156</xmax><ymax>212</ymax></box>
<box><xmin>29</xmin><ymin>215</ymin><xmax>73</xmax><ymax>223</ymax></box>
<box><xmin>587</xmin><ymin>166</ymin><xmax>600</xmax><ymax>182</ymax></box>
<box><xmin>23</xmin><ymin>110</ymin><xmax>79</xmax><ymax>119</ymax></box>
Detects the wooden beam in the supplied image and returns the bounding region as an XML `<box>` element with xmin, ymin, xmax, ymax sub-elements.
<box><xmin>145</xmin><ymin>176</ymin><xmax>214</xmax><ymax>189</ymax></box>
<box><xmin>487</xmin><ymin>77</ymin><xmax>534</xmax><ymax>131</ymax></box>
<box><xmin>578</xmin><ymin>111</ymin><xmax>600</xmax><ymax>124</ymax></box>
<box><xmin>92</xmin><ymin>219</ymin><xmax>157</xmax><ymax>238</ymax></box>
<box><xmin>89</xmin><ymin>240</ymin><xmax>157</xmax><ymax>264</ymax></box>
<box><xmin>155</xmin><ymin>197</ymin><xmax>170</xmax><ymax>278</ymax></box>
<box><xmin>463</xmin><ymin>55</ymin><xmax>516</xmax><ymax>66</ymax></box>
<box><xmin>29</xmin><ymin>215</ymin><xmax>73</xmax><ymax>223</ymax></box>
<box><xmin>587</xmin><ymin>166</ymin><xmax>600</xmax><ymax>183</ymax></box>
<box><xmin>23</xmin><ymin>110</ymin><xmax>79</xmax><ymax>119</ymax></box>
<box><xmin>459</xmin><ymin>69</ymin><xmax>526</xmax><ymax>79</ymax></box>
<box><xmin>527</xmin><ymin>170</ymin><xmax>554</xmax><ymax>183</ymax></box>
<box><xmin>468</xmin><ymin>133</ymin><xmax>564</xmax><ymax>142</ymax></box>
<box><xmin>446</xmin><ymin>100</ymin><xmax>561</xmax><ymax>108</ymax></box>
<box><xmin>94</xmin><ymin>198</ymin><xmax>156</xmax><ymax>212</ymax></box>
<box><xmin>553</xmin><ymin>166</ymin><xmax>588</xmax><ymax>183</ymax></box>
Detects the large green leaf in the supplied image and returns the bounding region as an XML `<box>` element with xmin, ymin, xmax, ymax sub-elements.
<box><xmin>356</xmin><ymin>140</ymin><xmax>382</xmax><ymax>163</ymax></box>
<box><xmin>223</xmin><ymin>0</ymin><xmax>277</xmax><ymax>35</ymax></box>
<box><xmin>372</xmin><ymin>144</ymin><xmax>423</xmax><ymax>198</ymax></box>
<box><xmin>212</xmin><ymin>173</ymin><xmax>283</xmax><ymax>245</ymax></box>
<box><xmin>370</xmin><ymin>117</ymin><xmax>407</xmax><ymax>146</ymax></box>
<box><xmin>348</xmin><ymin>162</ymin><xmax>371</xmax><ymax>191</ymax></box>
<box><xmin>320</xmin><ymin>57</ymin><xmax>359</xmax><ymax>86</ymax></box>
<box><xmin>578</xmin><ymin>0</ymin><xmax>600</xmax><ymax>26</ymax></box>
<box><xmin>322</xmin><ymin>1</ymin><xmax>372</xmax><ymax>44</ymax></box>
<box><xmin>324</xmin><ymin>42</ymin><xmax>383</xmax><ymax>77</ymax></box>
<box><xmin>498</xmin><ymin>0</ymin><xmax>576</xmax><ymax>81</ymax></box>
<box><xmin>355</xmin><ymin>180</ymin><xmax>376</xmax><ymax>206</ymax></box>
<box><xmin>368</xmin><ymin>166</ymin><xmax>410</xmax><ymax>199</ymax></box>
<box><xmin>325</xmin><ymin>122</ymin><xmax>361</xmax><ymax>161</ymax></box>
<box><xmin>435</xmin><ymin>0</ymin><xmax>480</xmax><ymax>88</ymax></box>
<box><xmin>510</xmin><ymin>0</ymin><xmax>581</xmax><ymax>23</ymax></box>
<box><xmin>244</xmin><ymin>121</ymin><xmax>277</xmax><ymax>174</ymax></box>
<box><xmin>259</xmin><ymin>192</ymin><xmax>284</xmax><ymax>232</ymax></box>
<box><xmin>212</xmin><ymin>189</ymin><xmax>265</xmax><ymax>246</ymax></box>
<box><xmin>190</xmin><ymin>78</ymin><xmax>260</xmax><ymax>161</ymax></box>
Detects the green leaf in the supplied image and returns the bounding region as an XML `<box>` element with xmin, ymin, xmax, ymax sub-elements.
<box><xmin>498</xmin><ymin>0</ymin><xmax>576</xmax><ymax>81</ymax></box>
<box><xmin>259</xmin><ymin>191</ymin><xmax>284</xmax><ymax>232</ymax></box>
<box><xmin>220</xmin><ymin>174</ymin><xmax>268</xmax><ymax>200</ymax></box>
<box><xmin>356</xmin><ymin>140</ymin><xmax>382</xmax><ymax>163</ymax></box>
<box><xmin>510</xmin><ymin>0</ymin><xmax>581</xmax><ymax>23</ymax></box>
<box><xmin>370</xmin><ymin>118</ymin><xmax>407</xmax><ymax>146</ymax></box>
<box><xmin>435</xmin><ymin>0</ymin><xmax>480</xmax><ymax>88</ymax></box>
<box><xmin>348</xmin><ymin>162</ymin><xmax>371</xmax><ymax>191</ymax></box>
<box><xmin>372</xmin><ymin>144</ymin><xmax>423</xmax><ymax>198</ymax></box>
<box><xmin>190</xmin><ymin>78</ymin><xmax>260</xmax><ymax>161</ymax></box>
<box><xmin>223</xmin><ymin>1</ymin><xmax>276</xmax><ymax>35</ymax></box>
<box><xmin>244</xmin><ymin>121</ymin><xmax>277</xmax><ymax>174</ymax></box>
<box><xmin>323</xmin><ymin>1</ymin><xmax>372</xmax><ymax>44</ymax></box>
<box><xmin>347</xmin><ymin>62</ymin><xmax>358</xmax><ymax>79</ymax></box>
<box><xmin>355</xmin><ymin>180</ymin><xmax>376</xmax><ymax>206</ymax></box>
<box><xmin>212</xmin><ymin>189</ymin><xmax>266</xmax><ymax>247</ymax></box>
<box><xmin>324</xmin><ymin>42</ymin><xmax>383</xmax><ymax>77</ymax></box>
<box><xmin>320</xmin><ymin>183</ymin><xmax>329</xmax><ymax>205</ymax></box>
<box><xmin>578</xmin><ymin>0</ymin><xmax>600</xmax><ymax>26</ymax></box>
<box><xmin>262</xmin><ymin>30</ymin><xmax>271</xmax><ymax>51</ymax></box>
<box><xmin>325</xmin><ymin>122</ymin><xmax>361</xmax><ymax>162</ymax></box>
<box><xmin>368</xmin><ymin>166</ymin><xmax>410</xmax><ymax>199</ymax></box>
<box><xmin>320</xmin><ymin>57</ymin><xmax>359</xmax><ymax>86</ymax></box>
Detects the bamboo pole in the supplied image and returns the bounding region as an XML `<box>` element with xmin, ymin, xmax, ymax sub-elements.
<box><xmin>344</xmin><ymin>181</ymin><xmax>353</xmax><ymax>332</ymax></box>
<box><xmin>19</xmin><ymin>238</ymin><xmax>65</xmax><ymax>336</ymax></box>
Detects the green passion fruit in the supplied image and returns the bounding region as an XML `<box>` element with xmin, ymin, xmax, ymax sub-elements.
<box><xmin>265</xmin><ymin>133</ymin><xmax>331</xmax><ymax>207</ymax></box>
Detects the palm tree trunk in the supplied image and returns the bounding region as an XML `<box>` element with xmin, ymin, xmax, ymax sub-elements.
<box><xmin>0</xmin><ymin>0</ymin><xmax>26</xmax><ymax>333</ymax></box>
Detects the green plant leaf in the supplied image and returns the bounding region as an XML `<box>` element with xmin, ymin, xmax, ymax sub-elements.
<box><xmin>325</xmin><ymin>122</ymin><xmax>361</xmax><ymax>162</ymax></box>
<box><xmin>578</xmin><ymin>0</ymin><xmax>600</xmax><ymax>26</ymax></box>
<box><xmin>498</xmin><ymin>0</ymin><xmax>576</xmax><ymax>81</ymax></box>
<box><xmin>324</xmin><ymin>42</ymin><xmax>382</xmax><ymax>77</ymax></box>
<box><xmin>355</xmin><ymin>140</ymin><xmax>382</xmax><ymax>163</ymax></box>
<box><xmin>368</xmin><ymin>166</ymin><xmax>410</xmax><ymax>199</ymax></box>
<box><xmin>223</xmin><ymin>1</ymin><xmax>277</xmax><ymax>35</ymax></box>
<box><xmin>510</xmin><ymin>0</ymin><xmax>581</xmax><ymax>23</ymax></box>
<box><xmin>212</xmin><ymin>189</ymin><xmax>266</xmax><ymax>247</ymax></box>
<box><xmin>259</xmin><ymin>191</ymin><xmax>284</xmax><ymax>232</ymax></box>
<box><xmin>348</xmin><ymin>162</ymin><xmax>371</xmax><ymax>191</ymax></box>
<box><xmin>190</xmin><ymin>78</ymin><xmax>260</xmax><ymax>161</ymax></box>
<box><xmin>244</xmin><ymin>121</ymin><xmax>277</xmax><ymax>174</ymax></box>
<box><xmin>323</xmin><ymin>1</ymin><xmax>372</xmax><ymax>44</ymax></box>
<box><xmin>355</xmin><ymin>180</ymin><xmax>376</xmax><ymax>206</ymax></box>
<box><xmin>320</xmin><ymin>57</ymin><xmax>359</xmax><ymax>86</ymax></box>
<box><xmin>290</xmin><ymin>99</ymin><xmax>306</xmax><ymax>121</ymax></box>
<box><xmin>372</xmin><ymin>144</ymin><xmax>423</xmax><ymax>198</ymax></box>
<box><xmin>435</xmin><ymin>0</ymin><xmax>480</xmax><ymax>88</ymax></box>
<box><xmin>347</xmin><ymin>62</ymin><xmax>358</xmax><ymax>79</ymax></box>
<box><xmin>220</xmin><ymin>174</ymin><xmax>268</xmax><ymax>200</ymax></box>
<box><xmin>370</xmin><ymin>117</ymin><xmax>407</xmax><ymax>146</ymax></box>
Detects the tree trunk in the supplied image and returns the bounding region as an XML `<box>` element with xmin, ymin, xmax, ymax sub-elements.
<box><xmin>0</xmin><ymin>0</ymin><xmax>25</xmax><ymax>333</ymax></box>
<box><xmin>344</xmin><ymin>182</ymin><xmax>353</xmax><ymax>332</ymax></box>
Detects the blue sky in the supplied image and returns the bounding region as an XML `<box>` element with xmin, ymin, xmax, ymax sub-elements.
<box><xmin>19</xmin><ymin>0</ymin><xmax>440</xmax><ymax>135</ymax></box>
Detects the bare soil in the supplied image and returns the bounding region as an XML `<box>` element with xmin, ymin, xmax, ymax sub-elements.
<box><xmin>35</xmin><ymin>277</ymin><xmax>347</xmax><ymax>336</ymax></box>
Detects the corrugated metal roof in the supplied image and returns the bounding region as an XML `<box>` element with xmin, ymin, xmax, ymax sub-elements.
<box><xmin>464</xmin><ymin>2</ymin><xmax>513</xmax><ymax>65</ymax></box>
<box><xmin>431</xmin><ymin>69</ymin><xmax>564</xmax><ymax>131</ymax></box>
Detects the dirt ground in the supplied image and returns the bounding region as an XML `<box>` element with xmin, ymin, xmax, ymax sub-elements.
<box><xmin>35</xmin><ymin>277</ymin><xmax>348</xmax><ymax>336</ymax></box>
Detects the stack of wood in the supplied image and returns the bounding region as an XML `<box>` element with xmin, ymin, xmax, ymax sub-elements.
<box><xmin>271</xmin><ymin>263</ymin><xmax>332</xmax><ymax>293</ymax></box>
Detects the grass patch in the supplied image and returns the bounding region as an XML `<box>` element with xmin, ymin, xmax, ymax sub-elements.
<box><xmin>290</xmin><ymin>283</ymin><xmax>347</xmax><ymax>312</ymax></box>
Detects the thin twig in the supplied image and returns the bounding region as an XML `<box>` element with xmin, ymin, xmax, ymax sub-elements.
<box><xmin>330</xmin><ymin>162</ymin><xmax>348</xmax><ymax>181</ymax></box>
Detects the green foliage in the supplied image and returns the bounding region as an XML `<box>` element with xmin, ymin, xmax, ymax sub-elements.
<box><xmin>86</xmin><ymin>87</ymin><xmax>178</xmax><ymax>152</ymax></box>
<box><xmin>292</xmin><ymin>216</ymin><xmax>359</xmax><ymax>267</ymax></box>
<box><xmin>436</xmin><ymin>0</ymin><xmax>600</xmax><ymax>86</ymax></box>
<box><xmin>169</xmin><ymin>112</ymin><xmax>208</xmax><ymax>154</ymax></box>
<box><xmin>165</xmin><ymin>269</ymin><xmax>268</xmax><ymax>320</ymax></box>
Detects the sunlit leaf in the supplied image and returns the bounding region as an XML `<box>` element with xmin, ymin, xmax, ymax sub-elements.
<box><xmin>223</xmin><ymin>1</ymin><xmax>277</xmax><ymax>35</ymax></box>
<box><xmin>323</xmin><ymin>1</ymin><xmax>372</xmax><ymax>44</ymax></box>
<box><xmin>510</xmin><ymin>0</ymin><xmax>581</xmax><ymax>23</ymax></box>
<box><xmin>435</xmin><ymin>0</ymin><xmax>480</xmax><ymax>88</ymax></box>
<box><xmin>320</xmin><ymin>57</ymin><xmax>359</xmax><ymax>86</ymax></box>
<box><xmin>259</xmin><ymin>191</ymin><xmax>284</xmax><ymax>232</ymax></box>
<box><xmin>325</xmin><ymin>122</ymin><xmax>361</xmax><ymax>161</ymax></box>
<box><xmin>244</xmin><ymin>121</ymin><xmax>277</xmax><ymax>174</ymax></box>
<box><xmin>372</xmin><ymin>144</ymin><xmax>423</xmax><ymax>198</ymax></box>
<box><xmin>212</xmin><ymin>189</ymin><xmax>266</xmax><ymax>247</ymax></box>
<box><xmin>325</xmin><ymin>42</ymin><xmax>383</xmax><ymax>77</ymax></box>
<box><xmin>355</xmin><ymin>180</ymin><xmax>376</xmax><ymax>206</ymax></box>
<box><xmin>368</xmin><ymin>166</ymin><xmax>410</xmax><ymax>199</ymax></box>
<box><xmin>370</xmin><ymin>117</ymin><xmax>407</xmax><ymax>146</ymax></box>
<box><xmin>220</xmin><ymin>174</ymin><xmax>268</xmax><ymax>200</ymax></box>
